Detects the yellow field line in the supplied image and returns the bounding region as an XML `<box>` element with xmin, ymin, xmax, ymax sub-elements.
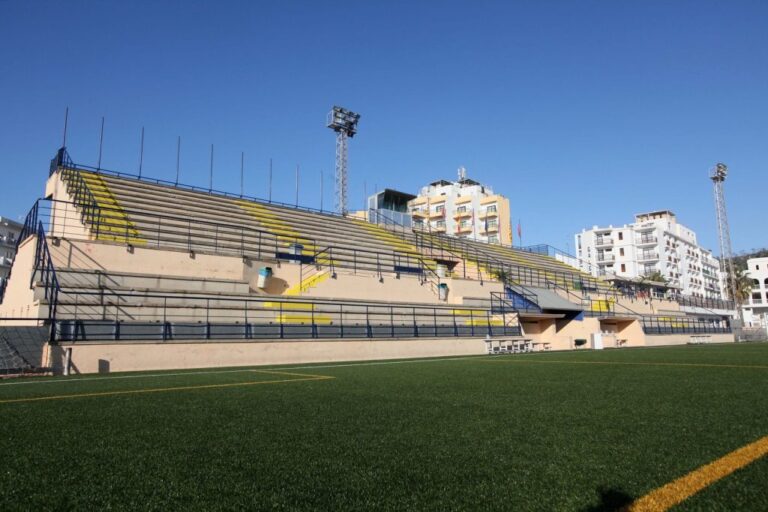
<box><xmin>252</xmin><ymin>369</ymin><xmax>335</xmax><ymax>380</ymax></box>
<box><xmin>483</xmin><ymin>359</ymin><xmax>768</xmax><ymax>370</ymax></box>
<box><xmin>0</xmin><ymin>371</ymin><xmax>334</xmax><ymax>404</ymax></box>
<box><xmin>626</xmin><ymin>435</ymin><xmax>768</xmax><ymax>511</ymax></box>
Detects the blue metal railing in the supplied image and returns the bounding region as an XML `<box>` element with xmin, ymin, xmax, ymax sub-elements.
<box><xmin>0</xmin><ymin>202</ymin><xmax>40</xmax><ymax>304</ymax></box>
<box><xmin>52</xmin><ymin>289</ymin><xmax>520</xmax><ymax>342</ymax></box>
<box><xmin>49</xmin><ymin>147</ymin><xmax>350</xmax><ymax>220</ymax></box>
<box><xmin>641</xmin><ymin>316</ymin><xmax>731</xmax><ymax>335</ymax></box>
<box><xmin>490</xmin><ymin>291</ymin><xmax>541</xmax><ymax>314</ymax></box>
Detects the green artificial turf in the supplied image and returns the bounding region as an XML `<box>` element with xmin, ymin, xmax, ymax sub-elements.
<box><xmin>1</xmin><ymin>343</ymin><xmax>767</xmax><ymax>511</ymax></box>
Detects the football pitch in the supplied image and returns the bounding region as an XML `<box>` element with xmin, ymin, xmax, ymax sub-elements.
<box><xmin>1</xmin><ymin>343</ymin><xmax>767</xmax><ymax>511</ymax></box>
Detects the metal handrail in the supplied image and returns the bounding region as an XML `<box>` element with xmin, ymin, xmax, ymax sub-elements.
<box><xmin>51</xmin><ymin>288</ymin><xmax>518</xmax><ymax>342</ymax></box>
<box><xmin>36</xmin><ymin>198</ymin><xmax>430</xmax><ymax>278</ymax></box>
<box><xmin>50</xmin><ymin>148</ymin><xmax>351</xmax><ymax>220</ymax></box>
<box><xmin>0</xmin><ymin>202</ymin><xmax>40</xmax><ymax>304</ymax></box>
<box><xmin>490</xmin><ymin>290</ymin><xmax>540</xmax><ymax>313</ymax></box>
<box><xmin>640</xmin><ymin>315</ymin><xmax>731</xmax><ymax>335</ymax></box>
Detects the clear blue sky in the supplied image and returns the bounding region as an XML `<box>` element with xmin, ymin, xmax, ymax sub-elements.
<box><xmin>1</xmin><ymin>1</ymin><xmax>766</xmax><ymax>254</ymax></box>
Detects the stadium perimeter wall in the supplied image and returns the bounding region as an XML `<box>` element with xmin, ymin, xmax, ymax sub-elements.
<box><xmin>49</xmin><ymin>338</ymin><xmax>488</xmax><ymax>374</ymax></box>
<box><xmin>644</xmin><ymin>333</ymin><xmax>734</xmax><ymax>346</ymax></box>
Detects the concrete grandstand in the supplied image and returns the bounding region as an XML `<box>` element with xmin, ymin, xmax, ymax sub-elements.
<box><xmin>0</xmin><ymin>148</ymin><xmax>736</xmax><ymax>374</ymax></box>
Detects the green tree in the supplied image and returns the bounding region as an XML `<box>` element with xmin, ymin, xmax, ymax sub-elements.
<box><xmin>641</xmin><ymin>271</ymin><xmax>667</xmax><ymax>284</ymax></box>
<box><xmin>725</xmin><ymin>268</ymin><xmax>753</xmax><ymax>305</ymax></box>
<box><xmin>492</xmin><ymin>268</ymin><xmax>510</xmax><ymax>284</ymax></box>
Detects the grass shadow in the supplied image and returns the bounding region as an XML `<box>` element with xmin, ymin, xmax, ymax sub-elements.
<box><xmin>582</xmin><ymin>486</ymin><xmax>634</xmax><ymax>511</ymax></box>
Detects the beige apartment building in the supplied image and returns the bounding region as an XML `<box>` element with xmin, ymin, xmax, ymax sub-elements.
<box><xmin>408</xmin><ymin>168</ymin><xmax>512</xmax><ymax>245</ymax></box>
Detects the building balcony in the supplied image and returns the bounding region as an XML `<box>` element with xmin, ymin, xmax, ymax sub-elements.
<box><xmin>429</xmin><ymin>210</ymin><xmax>446</xmax><ymax>219</ymax></box>
<box><xmin>481</xmin><ymin>224</ymin><xmax>499</xmax><ymax>233</ymax></box>
<box><xmin>638</xmin><ymin>251</ymin><xmax>659</xmax><ymax>262</ymax></box>
<box><xmin>411</xmin><ymin>210</ymin><xmax>427</xmax><ymax>219</ymax></box>
<box><xmin>433</xmin><ymin>224</ymin><xmax>446</xmax><ymax>233</ymax></box>
<box><xmin>597</xmin><ymin>254</ymin><xmax>615</xmax><ymax>263</ymax></box>
<box><xmin>636</xmin><ymin>235</ymin><xmax>657</xmax><ymax>246</ymax></box>
<box><xmin>453</xmin><ymin>210</ymin><xmax>472</xmax><ymax>219</ymax></box>
<box><xmin>455</xmin><ymin>225</ymin><xmax>472</xmax><ymax>234</ymax></box>
<box><xmin>595</xmin><ymin>238</ymin><xmax>614</xmax><ymax>247</ymax></box>
<box><xmin>478</xmin><ymin>209</ymin><xmax>498</xmax><ymax>219</ymax></box>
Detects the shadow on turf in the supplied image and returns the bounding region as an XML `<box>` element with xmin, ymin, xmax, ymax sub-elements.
<box><xmin>582</xmin><ymin>487</ymin><xmax>634</xmax><ymax>511</ymax></box>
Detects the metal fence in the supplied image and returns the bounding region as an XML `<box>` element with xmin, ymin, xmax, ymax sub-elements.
<box><xmin>53</xmin><ymin>289</ymin><xmax>521</xmax><ymax>342</ymax></box>
<box><xmin>641</xmin><ymin>316</ymin><xmax>731</xmax><ymax>335</ymax></box>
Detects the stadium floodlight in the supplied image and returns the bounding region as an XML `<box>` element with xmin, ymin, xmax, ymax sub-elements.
<box><xmin>711</xmin><ymin>163</ymin><xmax>728</xmax><ymax>182</ymax></box>
<box><xmin>327</xmin><ymin>106</ymin><xmax>361</xmax><ymax>215</ymax></box>
<box><xmin>710</xmin><ymin>162</ymin><xmax>740</xmax><ymax>322</ymax></box>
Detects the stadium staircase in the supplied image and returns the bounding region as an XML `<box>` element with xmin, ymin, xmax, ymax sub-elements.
<box><xmin>57</xmin><ymin>169</ymin><xmax>439</xmax><ymax>287</ymax></box>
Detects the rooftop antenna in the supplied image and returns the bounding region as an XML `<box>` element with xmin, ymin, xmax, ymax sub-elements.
<box><xmin>138</xmin><ymin>126</ymin><xmax>145</xmax><ymax>178</ymax></box>
<box><xmin>240</xmin><ymin>152</ymin><xmax>245</xmax><ymax>197</ymax></box>
<box><xmin>62</xmin><ymin>107</ymin><xmax>69</xmax><ymax>148</ymax></box>
<box><xmin>295</xmin><ymin>164</ymin><xmax>300</xmax><ymax>207</ymax></box>
<box><xmin>327</xmin><ymin>106</ymin><xmax>361</xmax><ymax>216</ymax></box>
<box><xmin>175</xmin><ymin>136</ymin><xmax>181</xmax><ymax>185</ymax></box>
<box><xmin>458</xmin><ymin>166</ymin><xmax>467</xmax><ymax>181</ymax></box>
<box><xmin>209</xmin><ymin>144</ymin><xmax>214</xmax><ymax>192</ymax></box>
<box><xmin>710</xmin><ymin>163</ymin><xmax>740</xmax><ymax>322</ymax></box>
<box><xmin>97</xmin><ymin>117</ymin><xmax>105</xmax><ymax>171</ymax></box>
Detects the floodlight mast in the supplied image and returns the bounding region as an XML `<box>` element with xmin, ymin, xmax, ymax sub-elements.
<box><xmin>327</xmin><ymin>106</ymin><xmax>360</xmax><ymax>215</ymax></box>
<box><xmin>710</xmin><ymin>163</ymin><xmax>740</xmax><ymax>321</ymax></box>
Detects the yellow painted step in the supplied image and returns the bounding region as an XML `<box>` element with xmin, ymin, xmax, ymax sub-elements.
<box><xmin>263</xmin><ymin>301</ymin><xmax>314</xmax><ymax>311</ymax></box>
<box><xmin>464</xmin><ymin>318</ymin><xmax>504</xmax><ymax>326</ymax></box>
<box><xmin>236</xmin><ymin>199</ymin><xmax>315</xmax><ymax>253</ymax></box>
<box><xmin>276</xmin><ymin>313</ymin><xmax>333</xmax><ymax>324</ymax></box>
<box><xmin>77</xmin><ymin>172</ymin><xmax>146</xmax><ymax>245</ymax></box>
<box><xmin>284</xmin><ymin>270</ymin><xmax>332</xmax><ymax>296</ymax></box>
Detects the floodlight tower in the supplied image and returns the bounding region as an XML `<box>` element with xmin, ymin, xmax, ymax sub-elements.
<box><xmin>710</xmin><ymin>163</ymin><xmax>739</xmax><ymax>315</ymax></box>
<box><xmin>327</xmin><ymin>106</ymin><xmax>361</xmax><ymax>215</ymax></box>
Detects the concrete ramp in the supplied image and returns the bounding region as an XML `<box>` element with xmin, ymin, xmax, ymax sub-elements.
<box><xmin>0</xmin><ymin>326</ymin><xmax>49</xmax><ymax>373</ymax></box>
<box><xmin>528</xmin><ymin>287</ymin><xmax>582</xmax><ymax>312</ymax></box>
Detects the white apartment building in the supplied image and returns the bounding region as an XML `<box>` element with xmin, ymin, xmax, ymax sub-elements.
<box><xmin>743</xmin><ymin>257</ymin><xmax>768</xmax><ymax>328</ymax></box>
<box><xmin>575</xmin><ymin>210</ymin><xmax>723</xmax><ymax>299</ymax></box>
<box><xmin>408</xmin><ymin>168</ymin><xmax>512</xmax><ymax>245</ymax></box>
<box><xmin>0</xmin><ymin>217</ymin><xmax>23</xmax><ymax>293</ymax></box>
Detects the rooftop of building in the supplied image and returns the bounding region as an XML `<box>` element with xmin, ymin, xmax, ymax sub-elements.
<box><xmin>0</xmin><ymin>217</ymin><xmax>23</xmax><ymax>230</ymax></box>
<box><xmin>634</xmin><ymin>210</ymin><xmax>676</xmax><ymax>222</ymax></box>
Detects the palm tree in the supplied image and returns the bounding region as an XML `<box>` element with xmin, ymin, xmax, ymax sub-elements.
<box><xmin>725</xmin><ymin>268</ymin><xmax>753</xmax><ymax>305</ymax></box>
<box><xmin>492</xmin><ymin>268</ymin><xmax>510</xmax><ymax>284</ymax></box>
<box><xmin>641</xmin><ymin>271</ymin><xmax>667</xmax><ymax>284</ymax></box>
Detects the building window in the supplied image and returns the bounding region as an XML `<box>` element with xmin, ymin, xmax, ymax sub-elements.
<box><xmin>460</xmin><ymin>219</ymin><xmax>470</xmax><ymax>228</ymax></box>
<box><xmin>486</xmin><ymin>204</ymin><xmax>497</xmax><ymax>213</ymax></box>
<box><xmin>488</xmin><ymin>235</ymin><xmax>499</xmax><ymax>243</ymax></box>
<box><xmin>435</xmin><ymin>205</ymin><xmax>444</xmax><ymax>213</ymax></box>
<box><xmin>619</xmin><ymin>248</ymin><xmax>624</xmax><ymax>256</ymax></box>
<box><xmin>621</xmin><ymin>264</ymin><xmax>626</xmax><ymax>272</ymax></box>
<box><xmin>487</xmin><ymin>219</ymin><xmax>498</xmax><ymax>228</ymax></box>
<box><xmin>456</xmin><ymin>205</ymin><xmax>467</xmax><ymax>213</ymax></box>
<box><xmin>436</xmin><ymin>220</ymin><xmax>445</xmax><ymax>228</ymax></box>
<box><xmin>618</xmin><ymin>232</ymin><xmax>623</xmax><ymax>241</ymax></box>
